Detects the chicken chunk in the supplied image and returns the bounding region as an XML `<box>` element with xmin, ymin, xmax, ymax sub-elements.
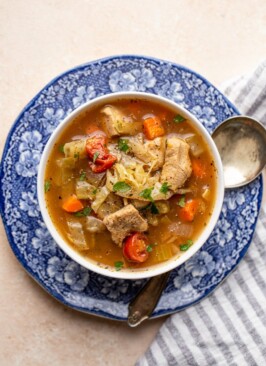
<box><xmin>127</xmin><ymin>133</ymin><xmax>165</xmax><ymax>171</ymax></box>
<box><xmin>160</xmin><ymin>136</ymin><xmax>192</xmax><ymax>191</ymax></box>
<box><xmin>100</xmin><ymin>105</ymin><xmax>122</xmax><ymax>137</ymax></box>
<box><xmin>103</xmin><ymin>204</ymin><xmax>148</xmax><ymax>246</ymax></box>
<box><xmin>101</xmin><ymin>105</ymin><xmax>141</xmax><ymax>137</ymax></box>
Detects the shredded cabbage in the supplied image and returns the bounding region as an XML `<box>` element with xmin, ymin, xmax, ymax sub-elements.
<box><xmin>91</xmin><ymin>186</ymin><xmax>110</xmax><ymax>213</ymax></box>
<box><xmin>76</xmin><ymin>181</ymin><xmax>96</xmax><ymax>200</ymax></box>
<box><xmin>64</xmin><ymin>139</ymin><xmax>87</xmax><ymax>159</ymax></box>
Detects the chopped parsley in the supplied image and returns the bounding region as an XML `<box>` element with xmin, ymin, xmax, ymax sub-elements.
<box><xmin>150</xmin><ymin>202</ymin><xmax>159</xmax><ymax>214</ymax></box>
<box><xmin>160</xmin><ymin>182</ymin><xmax>170</xmax><ymax>195</ymax></box>
<box><xmin>180</xmin><ymin>239</ymin><xmax>194</xmax><ymax>251</ymax></box>
<box><xmin>118</xmin><ymin>138</ymin><xmax>130</xmax><ymax>153</ymax></box>
<box><xmin>139</xmin><ymin>202</ymin><xmax>159</xmax><ymax>214</ymax></box>
<box><xmin>173</xmin><ymin>114</ymin><xmax>186</xmax><ymax>123</ymax></box>
<box><xmin>74</xmin><ymin>206</ymin><xmax>91</xmax><ymax>217</ymax></box>
<box><xmin>93</xmin><ymin>151</ymin><xmax>100</xmax><ymax>163</ymax></box>
<box><xmin>114</xmin><ymin>261</ymin><xmax>124</xmax><ymax>271</ymax></box>
<box><xmin>74</xmin><ymin>152</ymin><xmax>79</xmax><ymax>159</ymax></box>
<box><xmin>178</xmin><ymin>195</ymin><xmax>186</xmax><ymax>207</ymax></box>
<box><xmin>58</xmin><ymin>144</ymin><xmax>65</xmax><ymax>153</ymax></box>
<box><xmin>92</xmin><ymin>188</ymin><xmax>98</xmax><ymax>195</ymax></box>
<box><xmin>139</xmin><ymin>187</ymin><xmax>154</xmax><ymax>201</ymax></box>
<box><xmin>44</xmin><ymin>180</ymin><xmax>51</xmax><ymax>193</ymax></box>
<box><xmin>146</xmin><ymin>245</ymin><xmax>153</xmax><ymax>253</ymax></box>
<box><xmin>79</xmin><ymin>170</ymin><xmax>86</xmax><ymax>181</ymax></box>
<box><xmin>113</xmin><ymin>181</ymin><xmax>131</xmax><ymax>193</ymax></box>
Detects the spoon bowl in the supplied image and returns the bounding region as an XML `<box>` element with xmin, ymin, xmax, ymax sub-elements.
<box><xmin>212</xmin><ymin>116</ymin><xmax>266</xmax><ymax>188</ymax></box>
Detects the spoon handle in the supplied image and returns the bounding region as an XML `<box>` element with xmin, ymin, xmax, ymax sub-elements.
<box><xmin>127</xmin><ymin>271</ymin><xmax>170</xmax><ymax>327</ymax></box>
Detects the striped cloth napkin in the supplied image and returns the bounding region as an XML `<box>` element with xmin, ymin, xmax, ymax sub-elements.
<box><xmin>136</xmin><ymin>61</ymin><xmax>266</xmax><ymax>366</ymax></box>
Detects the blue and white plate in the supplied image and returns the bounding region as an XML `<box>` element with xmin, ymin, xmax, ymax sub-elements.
<box><xmin>0</xmin><ymin>55</ymin><xmax>263</xmax><ymax>320</ymax></box>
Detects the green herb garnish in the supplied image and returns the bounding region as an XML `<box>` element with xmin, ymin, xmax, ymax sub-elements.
<box><xmin>178</xmin><ymin>195</ymin><xmax>186</xmax><ymax>207</ymax></box>
<box><xmin>58</xmin><ymin>144</ymin><xmax>65</xmax><ymax>153</ymax></box>
<box><xmin>173</xmin><ymin>114</ymin><xmax>186</xmax><ymax>123</ymax></box>
<box><xmin>74</xmin><ymin>152</ymin><xmax>79</xmax><ymax>159</ymax></box>
<box><xmin>79</xmin><ymin>170</ymin><xmax>86</xmax><ymax>181</ymax></box>
<box><xmin>113</xmin><ymin>181</ymin><xmax>131</xmax><ymax>193</ymax></box>
<box><xmin>160</xmin><ymin>182</ymin><xmax>170</xmax><ymax>195</ymax></box>
<box><xmin>92</xmin><ymin>188</ymin><xmax>97</xmax><ymax>195</ymax></box>
<box><xmin>44</xmin><ymin>180</ymin><xmax>51</xmax><ymax>193</ymax></box>
<box><xmin>146</xmin><ymin>245</ymin><xmax>153</xmax><ymax>253</ymax></box>
<box><xmin>93</xmin><ymin>151</ymin><xmax>100</xmax><ymax>163</ymax></box>
<box><xmin>118</xmin><ymin>138</ymin><xmax>130</xmax><ymax>153</ymax></box>
<box><xmin>139</xmin><ymin>187</ymin><xmax>154</xmax><ymax>201</ymax></box>
<box><xmin>180</xmin><ymin>239</ymin><xmax>194</xmax><ymax>251</ymax></box>
<box><xmin>114</xmin><ymin>261</ymin><xmax>124</xmax><ymax>271</ymax></box>
<box><xmin>74</xmin><ymin>207</ymin><xmax>91</xmax><ymax>217</ymax></box>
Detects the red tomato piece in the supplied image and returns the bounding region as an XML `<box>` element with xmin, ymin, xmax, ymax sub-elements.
<box><xmin>86</xmin><ymin>134</ymin><xmax>116</xmax><ymax>173</ymax></box>
<box><xmin>86</xmin><ymin>134</ymin><xmax>108</xmax><ymax>160</ymax></box>
<box><xmin>89</xmin><ymin>154</ymin><xmax>117</xmax><ymax>173</ymax></box>
<box><xmin>123</xmin><ymin>232</ymin><xmax>149</xmax><ymax>263</ymax></box>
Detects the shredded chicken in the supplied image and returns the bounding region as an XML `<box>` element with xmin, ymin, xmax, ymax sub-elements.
<box><xmin>160</xmin><ymin>136</ymin><xmax>192</xmax><ymax>191</ymax></box>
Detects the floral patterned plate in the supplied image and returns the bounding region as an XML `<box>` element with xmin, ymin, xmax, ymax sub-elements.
<box><xmin>0</xmin><ymin>55</ymin><xmax>263</xmax><ymax>321</ymax></box>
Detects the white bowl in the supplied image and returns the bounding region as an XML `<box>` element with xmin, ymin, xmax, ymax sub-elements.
<box><xmin>37</xmin><ymin>92</ymin><xmax>224</xmax><ymax>280</ymax></box>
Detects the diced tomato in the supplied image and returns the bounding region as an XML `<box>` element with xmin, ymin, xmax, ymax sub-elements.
<box><xmin>89</xmin><ymin>154</ymin><xmax>117</xmax><ymax>173</ymax></box>
<box><xmin>178</xmin><ymin>199</ymin><xmax>199</xmax><ymax>222</ymax></box>
<box><xmin>86</xmin><ymin>134</ymin><xmax>116</xmax><ymax>173</ymax></box>
<box><xmin>86</xmin><ymin>134</ymin><xmax>108</xmax><ymax>160</ymax></box>
<box><xmin>123</xmin><ymin>232</ymin><xmax>149</xmax><ymax>263</ymax></box>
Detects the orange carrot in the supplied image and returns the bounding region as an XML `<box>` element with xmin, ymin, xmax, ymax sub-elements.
<box><xmin>143</xmin><ymin>116</ymin><xmax>165</xmax><ymax>140</ymax></box>
<box><xmin>179</xmin><ymin>199</ymin><xmax>199</xmax><ymax>222</ymax></box>
<box><xmin>62</xmin><ymin>195</ymin><xmax>84</xmax><ymax>213</ymax></box>
<box><xmin>192</xmin><ymin>159</ymin><xmax>206</xmax><ymax>179</ymax></box>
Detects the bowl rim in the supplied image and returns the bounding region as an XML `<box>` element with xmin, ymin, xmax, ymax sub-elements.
<box><xmin>37</xmin><ymin>91</ymin><xmax>224</xmax><ymax>280</ymax></box>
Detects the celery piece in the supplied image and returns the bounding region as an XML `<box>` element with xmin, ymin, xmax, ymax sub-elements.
<box><xmin>154</xmin><ymin>244</ymin><xmax>173</xmax><ymax>262</ymax></box>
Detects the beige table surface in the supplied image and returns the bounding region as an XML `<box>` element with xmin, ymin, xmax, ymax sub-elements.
<box><xmin>1</xmin><ymin>1</ymin><xmax>266</xmax><ymax>365</ymax></box>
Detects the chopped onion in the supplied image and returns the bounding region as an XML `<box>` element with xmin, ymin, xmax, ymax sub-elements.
<box><xmin>85</xmin><ymin>216</ymin><xmax>106</xmax><ymax>233</ymax></box>
<box><xmin>168</xmin><ymin>222</ymin><xmax>194</xmax><ymax>237</ymax></box>
<box><xmin>202</xmin><ymin>185</ymin><xmax>211</xmax><ymax>201</ymax></box>
<box><xmin>66</xmin><ymin>218</ymin><xmax>89</xmax><ymax>249</ymax></box>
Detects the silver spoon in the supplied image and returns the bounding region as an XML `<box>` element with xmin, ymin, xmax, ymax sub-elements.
<box><xmin>128</xmin><ymin>115</ymin><xmax>266</xmax><ymax>327</ymax></box>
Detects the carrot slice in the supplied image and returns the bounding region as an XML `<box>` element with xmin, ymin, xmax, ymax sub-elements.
<box><xmin>192</xmin><ymin>159</ymin><xmax>206</xmax><ymax>179</ymax></box>
<box><xmin>179</xmin><ymin>199</ymin><xmax>199</xmax><ymax>222</ymax></box>
<box><xmin>62</xmin><ymin>195</ymin><xmax>84</xmax><ymax>213</ymax></box>
<box><xmin>143</xmin><ymin>116</ymin><xmax>165</xmax><ymax>140</ymax></box>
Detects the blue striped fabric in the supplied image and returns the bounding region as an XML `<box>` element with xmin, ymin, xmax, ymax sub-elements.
<box><xmin>137</xmin><ymin>61</ymin><xmax>266</xmax><ymax>366</ymax></box>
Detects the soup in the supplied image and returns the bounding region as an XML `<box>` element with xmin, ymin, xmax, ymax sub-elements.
<box><xmin>44</xmin><ymin>98</ymin><xmax>217</xmax><ymax>270</ymax></box>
